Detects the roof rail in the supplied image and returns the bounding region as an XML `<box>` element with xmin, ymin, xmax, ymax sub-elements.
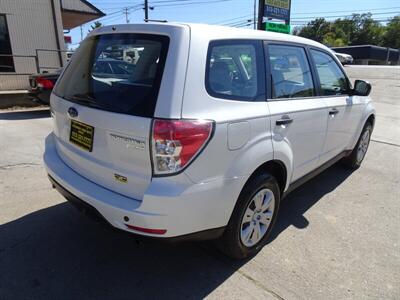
<box><xmin>144</xmin><ymin>19</ymin><xmax>168</xmax><ymax>23</ymax></box>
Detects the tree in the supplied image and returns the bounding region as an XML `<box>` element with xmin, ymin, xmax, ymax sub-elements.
<box><xmin>322</xmin><ymin>32</ymin><xmax>346</xmax><ymax>47</ymax></box>
<box><xmin>88</xmin><ymin>21</ymin><xmax>102</xmax><ymax>33</ymax></box>
<box><xmin>350</xmin><ymin>13</ymin><xmax>384</xmax><ymax>46</ymax></box>
<box><xmin>295</xmin><ymin>18</ymin><xmax>330</xmax><ymax>43</ymax></box>
<box><xmin>329</xmin><ymin>18</ymin><xmax>355</xmax><ymax>45</ymax></box>
<box><xmin>382</xmin><ymin>16</ymin><xmax>400</xmax><ymax>49</ymax></box>
<box><xmin>293</xmin><ymin>13</ymin><xmax>400</xmax><ymax>48</ymax></box>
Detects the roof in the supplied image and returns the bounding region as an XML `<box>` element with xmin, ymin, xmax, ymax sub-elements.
<box><xmin>61</xmin><ymin>0</ymin><xmax>104</xmax><ymax>15</ymax></box>
<box><xmin>61</xmin><ymin>0</ymin><xmax>105</xmax><ymax>30</ymax></box>
<box><xmin>89</xmin><ymin>22</ymin><xmax>331</xmax><ymax>52</ymax></box>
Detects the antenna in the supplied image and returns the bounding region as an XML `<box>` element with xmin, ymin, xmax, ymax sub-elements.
<box><xmin>144</xmin><ymin>19</ymin><xmax>168</xmax><ymax>23</ymax></box>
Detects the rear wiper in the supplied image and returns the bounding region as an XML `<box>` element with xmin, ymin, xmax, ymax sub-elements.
<box><xmin>70</xmin><ymin>93</ymin><xmax>95</xmax><ymax>102</ymax></box>
<box><xmin>68</xmin><ymin>94</ymin><xmax>115</xmax><ymax>111</ymax></box>
<box><xmin>74</xmin><ymin>99</ymin><xmax>102</xmax><ymax>109</ymax></box>
<box><xmin>66</xmin><ymin>94</ymin><xmax>102</xmax><ymax>109</ymax></box>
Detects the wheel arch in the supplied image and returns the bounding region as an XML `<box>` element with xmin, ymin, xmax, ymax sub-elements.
<box><xmin>246</xmin><ymin>160</ymin><xmax>288</xmax><ymax>197</ymax></box>
<box><xmin>349</xmin><ymin>103</ymin><xmax>376</xmax><ymax>150</ymax></box>
<box><xmin>366</xmin><ymin>113</ymin><xmax>375</xmax><ymax>128</ymax></box>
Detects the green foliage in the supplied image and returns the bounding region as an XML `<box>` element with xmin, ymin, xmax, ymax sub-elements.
<box><xmin>350</xmin><ymin>13</ymin><xmax>384</xmax><ymax>46</ymax></box>
<box><xmin>88</xmin><ymin>21</ymin><xmax>102</xmax><ymax>33</ymax></box>
<box><xmin>322</xmin><ymin>32</ymin><xmax>346</xmax><ymax>47</ymax></box>
<box><xmin>294</xmin><ymin>13</ymin><xmax>399</xmax><ymax>48</ymax></box>
<box><xmin>295</xmin><ymin>18</ymin><xmax>330</xmax><ymax>43</ymax></box>
<box><xmin>382</xmin><ymin>16</ymin><xmax>400</xmax><ymax>48</ymax></box>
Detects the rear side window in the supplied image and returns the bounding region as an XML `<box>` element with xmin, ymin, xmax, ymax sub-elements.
<box><xmin>54</xmin><ymin>34</ymin><xmax>169</xmax><ymax>118</ymax></box>
<box><xmin>268</xmin><ymin>44</ymin><xmax>315</xmax><ymax>99</ymax></box>
<box><xmin>206</xmin><ymin>40</ymin><xmax>265</xmax><ymax>101</ymax></box>
<box><xmin>310</xmin><ymin>49</ymin><xmax>350</xmax><ymax>96</ymax></box>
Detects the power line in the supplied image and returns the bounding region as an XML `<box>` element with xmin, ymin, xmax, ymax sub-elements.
<box><xmin>291</xmin><ymin>18</ymin><xmax>395</xmax><ymax>26</ymax></box>
<box><xmin>292</xmin><ymin>6</ymin><xmax>400</xmax><ymax>15</ymax></box>
<box><xmin>203</xmin><ymin>6</ymin><xmax>400</xmax><ymax>27</ymax></box>
<box><xmin>96</xmin><ymin>4</ymin><xmax>142</xmax><ymax>22</ymax></box>
<box><xmin>291</xmin><ymin>11</ymin><xmax>400</xmax><ymax>20</ymax></box>
<box><xmin>151</xmin><ymin>0</ymin><xmax>232</xmax><ymax>8</ymax></box>
<box><xmin>95</xmin><ymin>0</ymin><xmax>233</xmax><ymax>22</ymax></box>
<box><xmin>291</xmin><ymin>14</ymin><xmax>399</xmax><ymax>24</ymax></box>
<box><xmin>211</xmin><ymin>14</ymin><xmax>253</xmax><ymax>25</ymax></box>
<box><xmin>224</xmin><ymin>18</ymin><xmax>255</xmax><ymax>26</ymax></box>
<box><xmin>101</xmin><ymin>13</ymin><xmax>126</xmax><ymax>25</ymax></box>
<box><xmin>151</xmin><ymin>0</ymin><xmax>228</xmax><ymax>4</ymax></box>
<box><xmin>86</xmin><ymin>1</ymin><xmax>399</xmax><ymax>29</ymax></box>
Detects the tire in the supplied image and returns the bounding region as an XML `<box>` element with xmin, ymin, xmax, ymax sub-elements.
<box><xmin>342</xmin><ymin>122</ymin><xmax>372</xmax><ymax>169</ymax></box>
<box><xmin>218</xmin><ymin>172</ymin><xmax>280</xmax><ymax>259</ymax></box>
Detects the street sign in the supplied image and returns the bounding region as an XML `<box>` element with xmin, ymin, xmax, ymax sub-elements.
<box><xmin>265</xmin><ymin>22</ymin><xmax>291</xmax><ymax>34</ymax></box>
<box><xmin>64</xmin><ymin>36</ymin><xmax>72</xmax><ymax>44</ymax></box>
<box><xmin>263</xmin><ymin>0</ymin><xmax>291</xmax><ymax>24</ymax></box>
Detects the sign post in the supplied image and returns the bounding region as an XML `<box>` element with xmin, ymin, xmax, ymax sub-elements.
<box><xmin>258</xmin><ymin>0</ymin><xmax>292</xmax><ymax>32</ymax></box>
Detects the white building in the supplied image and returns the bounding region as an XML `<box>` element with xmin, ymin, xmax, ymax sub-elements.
<box><xmin>0</xmin><ymin>0</ymin><xmax>104</xmax><ymax>91</ymax></box>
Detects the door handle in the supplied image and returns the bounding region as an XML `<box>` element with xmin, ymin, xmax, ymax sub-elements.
<box><xmin>276</xmin><ymin>116</ymin><xmax>293</xmax><ymax>126</ymax></box>
<box><xmin>329</xmin><ymin>108</ymin><xmax>339</xmax><ymax>116</ymax></box>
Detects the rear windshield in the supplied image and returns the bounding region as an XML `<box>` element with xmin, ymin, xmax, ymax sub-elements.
<box><xmin>54</xmin><ymin>33</ymin><xmax>169</xmax><ymax>118</ymax></box>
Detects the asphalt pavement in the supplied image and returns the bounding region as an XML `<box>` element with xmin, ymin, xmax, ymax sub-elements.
<box><xmin>0</xmin><ymin>66</ymin><xmax>399</xmax><ymax>300</ymax></box>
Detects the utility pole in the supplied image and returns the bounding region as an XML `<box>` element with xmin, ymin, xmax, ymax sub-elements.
<box><xmin>254</xmin><ymin>0</ymin><xmax>256</xmax><ymax>29</ymax></box>
<box><xmin>257</xmin><ymin>0</ymin><xmax>263</xmax><ymax>30</ymax></box>
<box><xmin>124</xmin><ymin>7</ymin><xmax>130</xmax><ymax>23</ymax></box>
<box><xmin>144</xmin><ymin>0</ymin><xmax>149</xmax><ymax>21</ymax></box>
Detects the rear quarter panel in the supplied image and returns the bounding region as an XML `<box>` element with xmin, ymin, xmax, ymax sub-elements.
<box><xmin>180</xmin><ymin>29</ymin><xmax>277</xmax><ymax>185</ymax></box>
<box><xmin>348</xmin><ymin>96</ymin><xmax>375</xmax><ymax>149</ymax></box>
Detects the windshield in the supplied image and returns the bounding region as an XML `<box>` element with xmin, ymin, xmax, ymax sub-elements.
<box><xmin>54</xmin><ymin>33</ymin><xmax>169</xmax><ymax>118</ymax></box>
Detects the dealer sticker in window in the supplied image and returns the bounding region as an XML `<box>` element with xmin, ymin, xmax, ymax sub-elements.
<box><xmin>69</xmin><ymin>120</ymin><xmax>94</xmax><ymax>152</ymax></box>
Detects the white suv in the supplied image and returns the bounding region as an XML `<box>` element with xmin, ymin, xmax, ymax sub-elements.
<box><xmin>44</xmin><ymin>23</ymin><xmax>375</xmax><ymax>259</ymax></box>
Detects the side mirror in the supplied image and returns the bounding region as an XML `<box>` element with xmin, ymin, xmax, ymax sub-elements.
<box><xmin>352</xmin><ymin>80</ymin><xmax>371</xmax><ymax>96</ymax></box>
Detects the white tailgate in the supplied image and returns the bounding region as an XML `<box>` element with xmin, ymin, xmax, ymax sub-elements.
<box><xmin>51</xmin><ymin>95</ymin><xmax>152</xmax><ymax>200</ymax></box>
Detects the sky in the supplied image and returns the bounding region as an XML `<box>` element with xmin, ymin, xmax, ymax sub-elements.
<box><xmin>68</xmin><ymin>0</ymin><xmax>400</xmax><ymax>47</ymax></box>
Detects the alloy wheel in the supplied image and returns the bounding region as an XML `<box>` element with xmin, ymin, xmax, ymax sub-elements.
<box><xmin>240</xmin><ymin>188</ymin><xmax>275</xmax><ymax>247</ymax></box>
<box><xmin>357</xmin><ymin>129</ymin><xmax>371</xmax><ymax>163</ymax></box>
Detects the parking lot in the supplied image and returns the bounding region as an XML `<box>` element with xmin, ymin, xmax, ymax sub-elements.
<box><xmin>0</xmin><ymin>66</ymin><xmax>399</xmax><ymax>299</ymax></box>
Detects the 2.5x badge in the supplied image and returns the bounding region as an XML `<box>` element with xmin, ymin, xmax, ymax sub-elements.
<box><xmin>110</xmin><ymin>133</ymin><xmax>146</xmax><ymax>150</ymax></box>
<box><xmin>114</xmin><ymin>173</ymin><xmax>128</xmax><ymax>183</ymax></box>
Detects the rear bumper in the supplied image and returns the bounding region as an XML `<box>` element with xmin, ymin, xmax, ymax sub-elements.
<box><xmin>28</xmin><ymin>89</ymin><xmax>51</xmax><ymax>104</ymax></box>
<box><xmin>44</xmin><ymin>133</ymin><xmax>245</xmax><ymax>239</ymax></box>
<box><xmin>48</xmin><ymin>175</ymin><xmax>224</xmax><ymax>242</ymax></box>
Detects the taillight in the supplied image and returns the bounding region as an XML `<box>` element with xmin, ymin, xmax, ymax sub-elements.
<box><xmin>151</xmin><ymin>119</ymin><xmax>214</xmax><ymax>175</ymax></box>
<box><xmin>36</xmin><ymin>77</ymin><xmax>54</xmax><ymax>89</ymax></box>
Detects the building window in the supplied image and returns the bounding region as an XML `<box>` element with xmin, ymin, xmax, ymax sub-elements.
<box><xmin>0</xmin><ymin>15</ymin><xmax>15</xmax><ymax>72</ymax></box>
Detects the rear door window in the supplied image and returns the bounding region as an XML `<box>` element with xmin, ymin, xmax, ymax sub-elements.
<box><xmin>54</xmin><ymin>34</ymin><xmax>169</xmax><ymax>118</ymax></box>
<box><xmin>268</xmin><ymin>44</ymin><xmax>315</xmax><ymax>99</ymax></box>
<box><xmin>206</xmin><ymin>40</ymin><xmax>265</xmax><ymax>101</ymax></box>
